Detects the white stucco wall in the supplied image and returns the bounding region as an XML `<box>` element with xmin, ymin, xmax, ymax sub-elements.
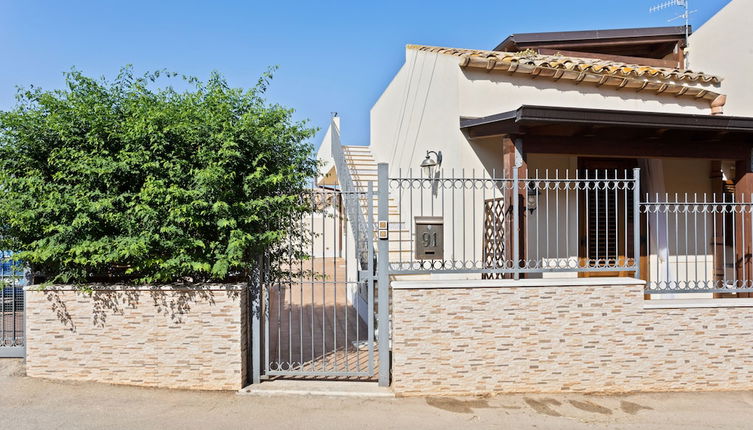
<box><xmin>307</xmin><ymin>206</ymin><xmax>341</xmax><ymax>258</ymax></box>
<box><xmin>690</xmin><ymin>0</ymin><xmax>753</xmax><ymax>116</ymax></box>
<box><xmin>316</xmin><ymin>117</ymin><xmax>340</xmax><ymax>186</ymax></box>
<box><xmin>370</xmin><ymin>49</ymin><xmax>470</xmax><ymax>176</ymax></box>
<box><xmin>458</xmin><ymin>69</ymin><xmax>711</xmax><ymax>120</ymax></box>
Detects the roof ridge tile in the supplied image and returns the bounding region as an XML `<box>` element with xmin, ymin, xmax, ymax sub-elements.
<box><xmin>406</xmin><ymin>44</ymin><xmax>722</xmax><ymax>85</ymax></box>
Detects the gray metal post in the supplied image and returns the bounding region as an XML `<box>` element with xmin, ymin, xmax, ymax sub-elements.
<box><xmin>250</xmin><ymin>255</ymin><xmax>262</xmax><ymax>384</ymax></box>
<box><xmin>22</xmin><ymin>286</ymin><xmax>26</xmax><ymax>358</ymax></box>
<box><xmin>512</xmin><ymin>167</ymin><xmax>520</xmax><ymax>280</ymax></box>
<box><xmin>377</xmin><ymin>162</ymin><xmax>390</xmax><ymax>387</ymax></box>
<box><xmin>633</xmin><ymin>168</ymin><xmax>641</xmax><ymax>280</ymax></box>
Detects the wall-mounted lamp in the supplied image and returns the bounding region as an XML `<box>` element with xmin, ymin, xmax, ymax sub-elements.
<box><xmin>527</xmin><ymin>182</ymin><xmax>539</xmax><ymax>213</ymax></box>
<box><xmin>420</xmin><ymin>150</ymin><xmax>443</xmax><ymax>178</ymax></box>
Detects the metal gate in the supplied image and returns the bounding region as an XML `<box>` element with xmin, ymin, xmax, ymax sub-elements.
<box><xmin>1</xmin><ymin>252</ymin><xmax>25</xmax><ymax>358</ymax></box>
<box><xmin>250</xmin><ymin>184</ymin><xmax>389</xmax><ymax>384</ymax></box>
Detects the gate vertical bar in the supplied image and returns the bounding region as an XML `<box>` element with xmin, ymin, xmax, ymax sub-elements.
<box><xmin>377</xmin><ymin>163</ymin><xmax>390</xmax><ymax>387</ymax></box>
<box><xmin>366</xmin><ymin>181</ymin><xmax>374</xmax><ymax>375</ymax></box>
<box><xmin>633</xmin><ymin>168</ymin><xmax>641</xmax><ymax>280</ymax></box>
<box><xmin>367</xmin><ymin>182</ymin><xmax>375</xmax><ymax>375</ymax></box>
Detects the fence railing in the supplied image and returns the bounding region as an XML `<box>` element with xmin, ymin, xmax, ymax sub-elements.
<box><xmin>385</xmin><ymin>168</ymin><xmax>641</xmax><ymax>279</ymax></box>
<box><xmin>641</xmin><ymin>194</ymin><xmax>753</xmax><ymax>294</ymax></box>
<box><xmin>330</xmin><ymin>129</ymin><xmax>372</xmax><ymax>272</ymax></box>
<box><xmin>1</xmin><ymin>251</ymin><xmax>26</xmax><ymax>357</ymax></box>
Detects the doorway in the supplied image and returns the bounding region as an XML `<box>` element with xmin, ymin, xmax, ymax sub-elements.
<box><xmin>577</xmin><ymin>157</ymin><xmax>643</xmax><ymax>278</ymax></box>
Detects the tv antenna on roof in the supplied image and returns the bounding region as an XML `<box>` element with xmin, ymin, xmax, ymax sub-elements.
<box><xmin>649</xmin><ymin>0</ymin><xmax>696</xmax><ymax>67</ymax></box>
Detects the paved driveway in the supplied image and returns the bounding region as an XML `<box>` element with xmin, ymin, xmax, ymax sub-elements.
<box><xmin>2</xmin><ymin>359</ymin><xmax>753</xmax><ymax>429</ymax></box>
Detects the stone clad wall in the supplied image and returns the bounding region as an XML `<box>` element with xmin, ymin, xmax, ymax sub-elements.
<box><xmin>25</xmin><ymin>285</ymin><xmax>247</xmax><ymax>391</ymax></box>
<box><xmin>391</xmin><ymin>280</ymin><xmax>753</xmax><ymax>396</ymax></box>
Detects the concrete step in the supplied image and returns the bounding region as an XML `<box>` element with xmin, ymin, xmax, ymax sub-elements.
<box><xmin>387</xmin><ymin>233</ymin><xmax>411</xmax><ymax>239</ymax></box>
<box><xmin>342</xmin><ymin>146</ymin><xmax>372</xmax><ymax>152</ymax></box>
<box><xmin>239</xmin><ymin>381</ymin><xmax>393</xmax><ymax>398</ymax></box>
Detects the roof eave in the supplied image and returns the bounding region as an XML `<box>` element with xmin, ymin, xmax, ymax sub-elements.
<box><xmin>496</xmin><ymin>26</ymin><xmax>690</xmax><ymax>50</ymax></box>
<box><xmin>460</xmin><ymin>105</ymin><xmax>753</xmax><ymax>138</ymax></box>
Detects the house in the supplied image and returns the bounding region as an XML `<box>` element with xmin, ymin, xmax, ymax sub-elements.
<box><xmin>359</xmin><ymin>2</ymin><xmax>753</xmax><ymax>394</ymax></box>
<box><xmin>319</xmin><ymin>5</ymin><xmax>753</xmax><ymax>297</ymax></box>
<box><xmin>307</xmin><ymin>8</ymin><xmax>753</xmax><ymax>391</ymax></box>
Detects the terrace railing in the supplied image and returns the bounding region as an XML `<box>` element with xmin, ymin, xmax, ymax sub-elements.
<box><xmin>384</xmin><ymin>167</ymin><xmax>641</xmax><ymax>279</ymax></box>
<box><xmin>330</xmin><ymin>130</ymin><xmax>372</xmax><ymax>272</ymax></box>
<box><xmin>380</xmin><ymin>164</ymin><xmax>753</xmax><ymax>295</ymax></box>
<box><xmin>641</xmin><ymin>194</ymin><xmax>753</xmax><ymax>294</ymax></box>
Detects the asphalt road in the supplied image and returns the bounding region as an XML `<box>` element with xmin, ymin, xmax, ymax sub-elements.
<box><xmin>2</xmin><ymin>359</ymin><xmax>753</xmax><ymax>429</ymax></box>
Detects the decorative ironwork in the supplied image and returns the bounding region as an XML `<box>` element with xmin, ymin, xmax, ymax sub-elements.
<box><xmin>641</xmin><ymin>193</ymin><xmax>753</xmax><ymax>294</ymax></box>
<box><xmin>385</xmin><ymin>169</ymin><xmax>641</xmax><ymax>278</ymax></box>
<box><xmin>330</xmin><ymin>129</ymin><xmax>372</xmax><ymax>272</ymax></box>
<box><xmin>482</xmin><ymin>197</ymin><xmax>508</xmax><ymax>279</ymax></box>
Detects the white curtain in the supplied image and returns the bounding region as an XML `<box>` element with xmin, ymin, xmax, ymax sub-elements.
<box><xmin>638</xmin><ymin>159</ymin><xmax>674</xmax><ymax>296</ymax></box>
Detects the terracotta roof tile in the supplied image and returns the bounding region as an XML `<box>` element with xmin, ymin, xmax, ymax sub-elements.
<box><xmin>407</xmin><ymin>45</ymin><xmax>723</xmax><ymax>102</ymax></box>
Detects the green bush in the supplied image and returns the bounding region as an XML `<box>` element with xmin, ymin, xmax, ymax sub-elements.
<box><xmin>0</xmin><ymin>67</ymin><xmax>318</xmax><ymax>284</ymax></box>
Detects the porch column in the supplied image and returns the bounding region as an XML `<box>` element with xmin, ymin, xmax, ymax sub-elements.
<box><xmin>710</xmin><ymin>161</ymin><xmax>726</xmax><ymax>292</ymax></box>
<box><xmin>502</xmin><ymin>136</ymin><xmax>527</xmax><ymax>277</ymax></box>
<box><xmin>735</xmin><ymin>156</ymin><xmax>753</xmax><ymax>297</ymax></box>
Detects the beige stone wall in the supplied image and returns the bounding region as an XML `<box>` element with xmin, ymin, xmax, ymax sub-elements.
<box><xmin>25</xmin><ymin>285</ymin><xmax>247</xmax><ymax>391</ymax></box>
<box><xmin>392</xmin><ymin>281</ymin><xmax>753</xmax><ymax>396</ymax></box>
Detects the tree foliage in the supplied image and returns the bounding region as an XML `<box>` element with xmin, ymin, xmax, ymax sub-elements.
<box><xmin>0</xmin><ymin>67</ymin><xmax>318</xmax><ymax>284</ymax></box>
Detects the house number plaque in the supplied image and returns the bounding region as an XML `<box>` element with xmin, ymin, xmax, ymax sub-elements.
<box><xmin>415</xmin><ymin>216</ymin><xmax>444</xmax><ymax>260</ymax></box>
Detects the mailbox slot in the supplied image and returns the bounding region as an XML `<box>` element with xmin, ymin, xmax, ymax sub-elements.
<box><xmin>415</xmin><ymin>216</ymin><xmax>444</xmax><ymax>260</ymax></box>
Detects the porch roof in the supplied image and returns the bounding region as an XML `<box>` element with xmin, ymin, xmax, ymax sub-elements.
<box><xmin>494</xmin><ymin>26</ymin><xmax>689</xmax><ymax>58</ymax></box>
<box><xmin>460</xmin><ymin>105</ymin><xmax>753</xmax><ymax>160</ymax></box>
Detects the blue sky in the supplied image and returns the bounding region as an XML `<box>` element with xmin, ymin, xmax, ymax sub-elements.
<box><xmin>0</xmin><ymin>0</ymin><xmax>731</xmax><ymax>148</ymax></box>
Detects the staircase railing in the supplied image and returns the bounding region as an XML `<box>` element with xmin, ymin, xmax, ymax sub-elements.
<box><xmin>330</xmin><ymin>125</ymin><xmax>372</xmax><ymax>271</ymax></box>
